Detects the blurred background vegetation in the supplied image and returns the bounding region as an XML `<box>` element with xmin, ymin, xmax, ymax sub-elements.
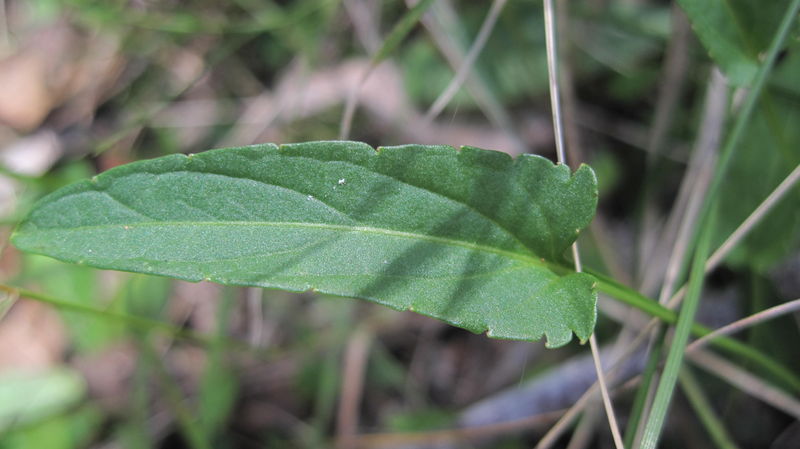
<box><xmin>0</xmin><ymin>1</ymin><xmax>798</xmax><ymax>448</ymax></box>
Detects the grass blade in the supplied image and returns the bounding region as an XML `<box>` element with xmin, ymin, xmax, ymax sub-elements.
<box><xmin>679</xmin><ymin>367</ymin><xmax>740</xmax><ymax>449</ymax></box>
<box><xmin>638</xmin><ymin>203</ymin><xmax>716</xmax><ymax>449</ymax></box>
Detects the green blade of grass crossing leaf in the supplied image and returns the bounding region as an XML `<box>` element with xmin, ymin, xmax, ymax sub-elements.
<box><xmin>12</xmin><ymin>141</ymin><xmax>598</xmax><ymax>348</ymax></box>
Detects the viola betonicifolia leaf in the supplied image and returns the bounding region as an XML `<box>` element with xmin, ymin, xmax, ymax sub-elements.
<box><xmin>13</xmin><ymin>141</ymin><xmax>598</xmax><ymax>347</ymax></box>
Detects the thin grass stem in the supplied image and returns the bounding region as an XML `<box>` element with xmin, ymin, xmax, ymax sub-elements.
<box><xmin>339</xmin><ymin>0</ymin><xmax>435</xmax><ymax>139</ymax></box>
<box><xmin>415</xmin><ymin>0</ymin><xmax>525</xmax><ymax>153</ymax></box>
<box><xmin>0</xmin><ymin>286</ymin><xmax>18</xmax><ymax>321</ymax></box>
<box><xmin>623</xmin><ymin>329</ymin><xmax>663</xmax><ymax>448</ymax></box>
<box><xmin>140</xmin><ymin>338</ymin><xmax>212</xmax><ymax>449</ymax></box>
<box><xmin>689</xmin><ymin>350</ymin><xmax>800</xmax><ymax>420</ymax></box>
<box><xmin>706</xmin><ymin>163</ymin><xmax>800</xmax><ymax>270</ymax></box>
<box><xmin>542</xmin><ymin>1</ymin><xmax>622</xmax><ymax>447</ymax></box>
<box><xmin>543</xmin><ymin>0</ymin><xmax>566</xmax><ymax>164</ymax></box>
<box><xmin>687</xmin><ymin>298</ymin><xmax>800</xmax><ymax>353</ymax></box>
<box><xmin>424</xmin><ymin>0</ymin><xmax>507</xmax><ymax>122</ymax></box>
<box><xmin>678</xmin><ymin>367</ymin><xmax>740</xmax><ymax>449</ymax></box>
<box><xmin>630</xmin><ymin>65</ymin><xmax>726</xmax><ymax>445</ymax></box>
<box><xmin>593</xmin><ymin>263</ymin><xmax>800</xmax><ymax>393</ymax></box>
<box><xmin>335</xmin><ymin>327</ymin><xmax>372</xmax><ymax>449</ymax></box>
<box><xmin>693</xmin><ymin>0</ymin><xmax>800</xmax><ymax>226</ymax></box>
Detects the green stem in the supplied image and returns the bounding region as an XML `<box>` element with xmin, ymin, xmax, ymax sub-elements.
<box><xmin>703</xmin><ymin>328</ymin><xmax>800</xmax><ymax>394</ymax></box>
<box><xmin>372</xmin><ymin>0</ymin><xmax>436</xmax><ymax>65</ymax></box>
<box><xmin>307</xmin><ymin>349</ymin><xmax>342</xmax><ymax>447</ymax></box>
<box><xmin>1</xmin><ymin>284</ymin><xmax>182</xmax><ymax>333</ymax></box>
<box><xmin>128</xmin><ymin>360</ymin><xmax>157</xmax><ymax>449</ymax></box>
<box><xmin>591</xmin><ymin>273</ymin><xmax>800</xmax><ymax>393</ymax></box>
<box><xmin>639</xmin><ymin>202</ymin><xmax>716</xmax><ymax>449</ymax></box>
<box><xmin>593</xmin><ymin>272</ymin><xmax>675</xmax><ymax>322</ymax></box>
<box><xmin>139</xmin><ymin>338</ymin><xmax>212</xmax><ymax>449</ymax></box>
<box><xmin>679</xmin><ymin>367</ymin><xmax>740</xmax><ymax>449</ymax></box>
<box><xmin>602</xmin><ymin>0</ymin><xmax>800</xmax><ymax>401</ymax></box>
<box><xmin>0</xmin><ymin>283</ymin><xmax>246</xmax><ymax>351</ymax></box>
<box><xmin>623</xmin><ymin>329</ymin><xmax>665</xmax><ymax>448</ymax></box>
<box><xmin>7</xmin><ymin>263</ymin><xmax>800</xmax><ymax>393</ymax></box>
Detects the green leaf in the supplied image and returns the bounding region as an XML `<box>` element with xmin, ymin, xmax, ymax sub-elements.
<box><xmin>0</xmin><ymin>406</ymin><xmax>102</xmax><ymax>449</ymax></box>
<box><xmin>715</xmin><ymin>98</ymin><xmax>800</xmax><ymax>271</ymax></box>
<box><xmin>12</xmin><ymin>141</ymin><xmax>598</xmax><ymax>347</ymax></box>
<box><xmin>0</xmin><ymin>368</ymin><xmax>86</xmax><ymax>432</ymax></box>
<box><xmin>677</xmin><ymin>0</ymin><xmax>792</xmax><ymax>86</ymax></box>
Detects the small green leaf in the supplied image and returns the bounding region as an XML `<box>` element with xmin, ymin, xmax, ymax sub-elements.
<box><xmin>12</xmin><ymin>141</ymin><xmax>598</xmax><ymax>347</ymax></box>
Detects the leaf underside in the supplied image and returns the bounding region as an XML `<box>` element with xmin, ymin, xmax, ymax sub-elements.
<box><xmin>12</xmin><ymin>141</ymin><xmax>598</xmax><ymax>347</ymax></box>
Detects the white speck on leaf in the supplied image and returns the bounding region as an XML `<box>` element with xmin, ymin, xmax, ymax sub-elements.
<box><xmin>338</xmin><ymin>178</ymin><xmax>346</xmax><ymax>185</ymax></box>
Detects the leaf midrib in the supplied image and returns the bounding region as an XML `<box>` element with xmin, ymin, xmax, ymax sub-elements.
<box><xmin>20</xmin><ymin>220</ymin><xmax>568</xmax><ymax>272</ymax></box>
<box><xmin>172</xmin><ymin>159</ymin><xmax>536</xmax><ymax>254</ymax></box>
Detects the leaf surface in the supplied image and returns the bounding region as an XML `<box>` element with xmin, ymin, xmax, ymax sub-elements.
<box><xmin>715</xmin><ymin>96</ymin><xmax>800</xmax><ymax>271</ymax></box>
<box><xmin>12</xmin><ymin>141</ymin><xmax>598</xmax><ymax>347</ymax></box>
<box><xmin>677</xmin><ymin>0</ymin><xmax>791</xmax><ymax>86</ymax></box>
